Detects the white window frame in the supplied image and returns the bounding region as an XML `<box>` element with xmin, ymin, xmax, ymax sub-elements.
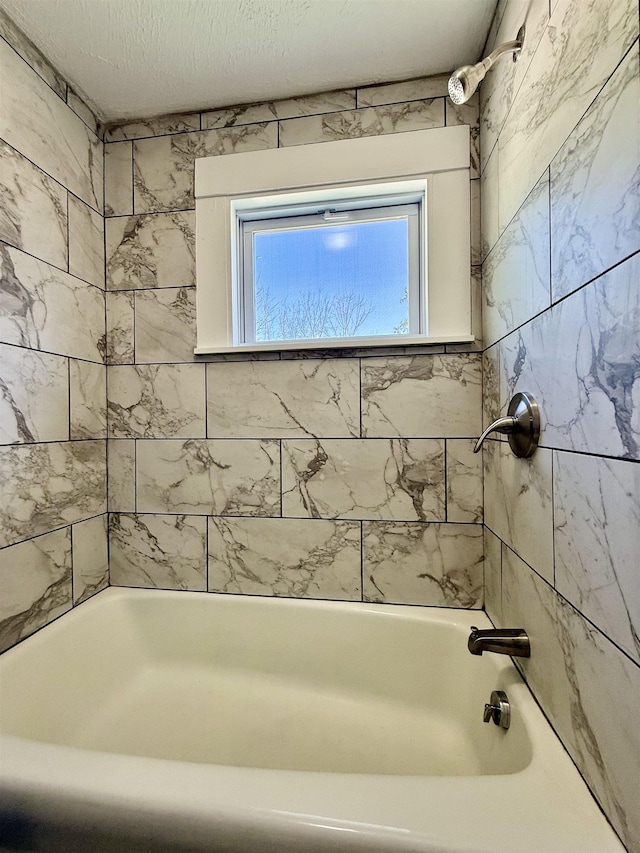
<box><xmin>195</xmin><ymin>126</ymin><xmax>472</xmax><ymax>354</ymax></box>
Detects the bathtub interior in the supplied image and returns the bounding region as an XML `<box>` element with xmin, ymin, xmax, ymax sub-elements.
<box><xmin>0</xmin><ymin>588</ymin><xmax>532</xmax><ymax>776</ymax></box>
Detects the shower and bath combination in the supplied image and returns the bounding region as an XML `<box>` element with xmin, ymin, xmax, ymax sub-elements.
<box><xmin>448</xmin><ymin>25</ymin><xmax>526</xmax><ymax>104</ymax></box>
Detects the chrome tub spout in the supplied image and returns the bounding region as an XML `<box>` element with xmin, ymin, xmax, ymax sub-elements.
<box><xmin>468</xmin><ymin>626</ymin><xmax>530</xmax><ymax>657</ymax></box>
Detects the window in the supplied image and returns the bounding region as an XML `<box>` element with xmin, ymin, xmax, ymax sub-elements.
<box><xmin>195</xmin><ymin>127</ymin><xmax>472</xmax><ymax>353</ymax></box>
<box><xmin>239</xmin><ymin>194</ymin><xmax>422</xmax><ymax>345</ymax></box>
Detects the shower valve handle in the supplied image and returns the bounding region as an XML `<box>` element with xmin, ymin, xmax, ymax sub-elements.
<box><xmin>474</xmin><ymin>392</ymin><xmax>540</xmax><ymax>458</ymax></box>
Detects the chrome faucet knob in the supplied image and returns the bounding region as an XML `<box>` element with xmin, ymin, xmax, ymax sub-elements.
<box><xmin>483</xmin><ymin>690</ymin><xmax>511</xmax><ymax>729</ymax></box>
<box><xmin>483</xmin><ymin>702</ymin><xmax>498</xmax><ymax>723</ymax></box>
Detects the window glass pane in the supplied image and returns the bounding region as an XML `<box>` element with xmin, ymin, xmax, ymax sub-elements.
<box><xmin>252</xmin><ymin>218</ymin><xmax>410</xmax><ymax>342</ymax></box>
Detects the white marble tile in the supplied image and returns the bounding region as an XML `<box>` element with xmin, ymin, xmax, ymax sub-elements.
<box><xmin>361</xmin><ymin>353</ymin><xmax>482</xmax><ymax>438</ymax></box>
<box><xmin>501</xmin><ymin>547</ymin><xmax>640</xmax><ymax>853</ymax></box>
<box><xmin>551</xmin><ymin>594</ymin><xmax>640</xmax><ymax>852</ymax></box>
<box><xmin>550</xmin><ymin>44</ymin><xmax>640</xmax><ymax>302</ymax></box>
<box><xmin>482</xmin><ymin>344</ymin><xmax>500</xmax><ymax>431</ymax></box>
<box><xmin>0</xmin><ymin>37</ymin><xmax>103</xmax><ymax>212</ymax></box>
<box><xmin>484</xmin><ymin>440</ymin><xmax>554</xmax><ymax>582</ymax></box>
<box><xmin>481</xmin><ymin>146</ymin><xmax>500</xmax><ymax>259</ymax></box>
<box><xmin>501</xmin><ymin>543</ymin><xmax>570</xmax><ymax>704</ymax></box>
<box><xmin>106</xmin><ymin>113</ymin><xmax>201</xmax><ymax>141</ymax></box>
<box><xmin>107</xmin><ymin>364</ymin><xmax>205</xmax><ymax>438</ymax></box>
<box><xmin>470</xmin><ymin>179</ymin><xmax>481</xmax><ymax>267</ymax></box>
<box><xmin>0</xmin><ymin>8</ymin><xmax>66</xmax><ymax>98</ymax></box>
<box><xmin>0</xmin><ymin>342</ymin><xmax>68</xmax><ymax>444</ymax></box>
<box><xmin>137</xmin><ymin>439</ymin><xmax>280</xmax><ymax>516</ymax></box>
<box><xmin>70</xmin><ymin>360</ymin><xmax>107</xmax><ymax>440</ymax></box>
<box><xmin>199</xmin><ymin>350</ymin><xmax>281</xmax><ymax>364</ymax></box>
<box><xmin>208</xmin><ymin>517</ymin><xmax>361</xmax><ymax>600</ymax></box>
<box><xmin>497</xmin><ymin>0</ymin><xmax>638</xmax><ymax>232</ymax></box>
<box><xmin>66</xmin><ymin>89</ymin><xmax>99</xmax><ymax>137</ymax></box>
<box><xmin>110</xmin><ymin>512</ymin><xmax>206</xmax><ymax>591</ymax></box>
<box><xmin>135</xmin><ymin>287</ymin><xmax>196</xmax><ymax>363</ymax></box>
<box><xmin>357</xmin><ymin>76</ymin><xmax>449</xmax><ymax>107</ymax></box>
<box><xmin>72</xmin><ymin>514</ymin><xmax>108</xmax><ymax>603</ymax></box>
<box><xmin>479</xmin><ymin>0</ymin><xmax>549</xmax><ymax>172</ymax></box>
<box><xmin>445</xmin><ymin>94</ymin><xmax>480</xmax><ymax>178</ymax></box>
<box><xmin>0</xmin><ymin>245</ymin><xmax>106</xmax><ymax>363</ymax></box>
<box><xmin>202</xmin><ymin>102</ymin><xmax>276</xmax><ymax>129</ymax></box>
<box><xmin>484</xmin><ymin>528</ymin><xmax>502</xmax><ymax>625</ymax></box>
<box><xmin>202</xmin><ymin>90</ymin><xmax>356</xmax><ymax>128</ymax></box>
<box><xmin>469</xmin><ymin>265</ymin><xmax>483</xmax><ymax>352</ymax></box>
<box><xmin>446</xmin><ymin>438</ymin><xmax>483</xmax><ymax>523</ymax></box>
<box><xmin>363</xmin><ymin>521</ymin><xmax>483</xmax><ymax>607</ymax></box>
<box><xmin>0</xmin><ymin>139</ymin><xmax>67</xmax><ymax>270</ymax></box>
<box><xmin>105</xmin><ymin>141</ymin><xmax>133</xmax><ymax>216</ymax></box>
<box><xmin>133</xmin><ymin>124</ymin><xmax>278</xmax><ymax>213</ymax></box>
<box><xmin>68</xmin><ymin>195</ymin><xmax>105</xmax><ymax>289</ymax></box>
<box><xmin>206</xmin><ymin>359</ymin><xmax>359</xmax><ymax>438</ymax></box>
<box><xmin>105</xmin><ymin>291</ymin><xmax>134</xmax><ymax>364</ymax></box>
<box><xmin>106</xmin><ymin>211</ymin><xmax>195</xmax><ymax>290</ymax></box>
<box><xmin>0</xmin><ymin>527</ymin><xmax>72</xmax><ymax>653</ymax></box>
<box><xmin>282</xmin><ymin>438</ymin><xmax>445</xmax><ymax>521</ymax></box>
<box><xmin>279</xmin><ymin>99</ymin><xmax>445</xmax><ymax>147</ymax></box>
<box><xmin>269</xmin><ymin>89</ymin><xmax>357</xmax><ymax>119</ymax></box>
<box><xmin>107</xmin><ymin>439</ymin><xmax>135</xmax><ymax>512</ymax></box>
<box><xmin>280</xmin><ymin>344</ymin><xmax>444</xmax><ymax>360</ymax></box>
<box><xmin>499</xmin><ymin>253</ymin><xmax>640</xmax><ymax>459</ymax></box>
<box><xmin>554</xmin><ymin>451</ymin><xmax>640</xmax><ymax>663</ymax></box>
<box><xmin>483</xmin><ymin>173</ymin><xmax>551</xmax><ymax>346</ymax></box>
<box><xmin>0</xmin><ymin>439</ymin><xmax>106</xmax><ymax>548</ymax></box>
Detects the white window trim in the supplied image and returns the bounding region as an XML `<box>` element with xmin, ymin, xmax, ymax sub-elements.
<box><xmin>194</xmin><ymin>126</ymin><xmax>472</xmax><ymax>354</ymax></box>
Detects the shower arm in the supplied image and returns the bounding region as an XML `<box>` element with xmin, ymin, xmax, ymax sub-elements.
<box><xmin>482</xmin><ymin>38</ymin><xmax>523</xmax><ymax>71</ymax></box>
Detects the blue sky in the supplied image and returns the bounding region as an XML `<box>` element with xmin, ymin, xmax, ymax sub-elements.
<box><xmin>253</xmin><ymin>218</ymin><xmax>409</xmax><ymax>340</ymax></box>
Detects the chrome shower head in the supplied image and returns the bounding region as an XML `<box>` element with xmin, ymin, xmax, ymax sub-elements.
<box><xmin>448</xmin><ymin>26</ymin><xmax>525</xmax><ymax>105</ymax></box>
<box><xmin>448</xmin><ymin>63</ymin><xmax>488</xmax><ymax>105</ymax></box>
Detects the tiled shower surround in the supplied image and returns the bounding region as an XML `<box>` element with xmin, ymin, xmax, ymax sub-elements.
<box><xmin>0</xmin><ymin>10</ymin><xmax>485</xmax><ymax>644</ymax></box>
<box><xmin>102</xmin><ymin>74</ymin><xmax>485</xmax><ymax>605</ymax></box>
<box><xmin>480</xmin><ymin>0</ymin><xmax>640</xmax><ymax>850</ymax></box>
<box><xmin>0</xmin><ymin>15</ymin><xmax>107</xmax><ymax>654</ymax></box>
<box><xmin>0</xmin><ymin>0</ymin><xmax>639</xmax><ymax>849</ymax></box>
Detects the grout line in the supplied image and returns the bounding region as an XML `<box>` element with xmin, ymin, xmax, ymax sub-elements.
<box><xmin>3</xmin><ymin>430</ymin><xmax>635</xmax><ymax>465</ymax></box>
<box><xmin>1</xmin><ymin>237</ymin><xmax>108</xmax><ymax>292</ymax></box>
<box><xmin>0</xmin><ymin>512</ymin><xmax>107</xmax><ymax>552</ymax></box>
<box><xmin>481</xmin><ymin>248</ymin><xmax>640</xmax><ymax>353</ymax></box>
<box><xmin>104</xmin><ymin>207</ymin><xmax>195</xmax><ymax>220</ymax></box>
<box><xmin>498</xmin><ymin>536</ymin><xmax>640</xmax><ymax>671</ymax></box>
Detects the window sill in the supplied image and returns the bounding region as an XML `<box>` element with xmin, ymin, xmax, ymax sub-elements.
<box><xmin>194</xmin><ymin>334</ymin><xmax>475</xmax><ymax>356</ymax></box>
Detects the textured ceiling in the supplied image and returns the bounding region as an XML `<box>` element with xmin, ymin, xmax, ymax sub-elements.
<box><xmin>0</xmin><ymin>0</ymin><xmax>498</xmax><ymax>121</ymax></box>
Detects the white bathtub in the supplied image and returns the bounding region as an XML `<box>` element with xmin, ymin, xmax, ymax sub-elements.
<box><xmin>0</xmin><ymin>588</ymin><xmax>624</xmax><ymax>853</ymax></box>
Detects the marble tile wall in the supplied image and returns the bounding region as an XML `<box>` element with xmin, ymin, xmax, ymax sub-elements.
<box><xmin>103</xmin><ymin>73</ymin><xmax>483</xmax><ymax>611</ymax></box>
<box><xmin>0</xmin><ymin>15</ymin><xmax>107</xmax><ymax>653</ymax></box>
<box><xmin>480</xmin><ymin>1</ymin><xmax>640</xmax><ymax>848</ymax></box>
